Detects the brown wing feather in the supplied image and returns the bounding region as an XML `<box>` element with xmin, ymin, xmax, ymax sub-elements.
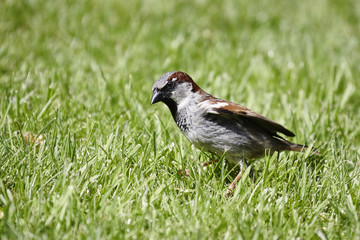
<box><xmin>209</xmin><ymin>100</ymin><xmax>295</xmax><ymax>137</ymax></box>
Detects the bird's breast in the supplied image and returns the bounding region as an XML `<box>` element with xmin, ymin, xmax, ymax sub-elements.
<box><xmin>174</xmin><ymin>101</ymin><xmax>204</xmax><ymax>133</ymax></box>
<box><xmin>175</xmin><ymin>113</ymin><xmax>190</xmax><ymax>132</ymax></box>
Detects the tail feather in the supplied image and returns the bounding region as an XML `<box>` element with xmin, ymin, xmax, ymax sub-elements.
<box><xmin>289</xmin><ymin>143</ymin><xmax>320</xmax><ymax>156</ymax></box>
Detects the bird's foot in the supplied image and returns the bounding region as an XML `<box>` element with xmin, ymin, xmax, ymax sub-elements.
<box><xmin>201</xmin><ymin>159</ymin><xmax>219</xmax><ymax>167</ymax></box>
<box><xmin>178</xmin><ymin>169</ymin><xmax>191</xmax><ymax>177</ymax></box>
<box><xmin>225</xmin><ymin>189</ymin><xmax>233</xmax><ymax>198</ymax></box>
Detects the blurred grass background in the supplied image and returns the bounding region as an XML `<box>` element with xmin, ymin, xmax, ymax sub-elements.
<box><xmin>0</xmin><ymin>0</ymin><xmax>359</xmax><ymax>239</ymax></box>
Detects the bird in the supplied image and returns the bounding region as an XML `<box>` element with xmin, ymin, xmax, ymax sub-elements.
<box><xmin>151</xmin><ymin>71</ymin><xmax>318</xmax><ymax>195</ymax></box>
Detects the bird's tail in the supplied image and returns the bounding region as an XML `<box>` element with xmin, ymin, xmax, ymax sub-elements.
<box><xmin>289</xmin><ymin>143</ymin><xmax>320</xmax><ymax>156</ymax></box>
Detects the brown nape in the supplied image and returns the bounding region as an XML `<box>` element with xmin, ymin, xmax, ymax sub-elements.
<box><xmin>169</xmin><ymin>71</ymin><xmax>202</xmax><ymax>93</ymax></box>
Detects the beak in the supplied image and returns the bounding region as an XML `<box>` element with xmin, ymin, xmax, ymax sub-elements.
<box><xmin>151</xmin><ymin>89</ymin><xmax>162</xmax><ymax>104</ymax></box>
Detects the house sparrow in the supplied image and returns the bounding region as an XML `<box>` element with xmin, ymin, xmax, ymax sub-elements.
<box><xmin>151</xmin><ymin>71</ymin><xmax>318</xmax><ymax>194</ymax></box>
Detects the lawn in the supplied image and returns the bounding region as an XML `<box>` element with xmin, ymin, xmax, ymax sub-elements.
<box><xmin>1</xmin><ymin>0</ymin><xmax>360</xmax><ymax>239</ymax></box>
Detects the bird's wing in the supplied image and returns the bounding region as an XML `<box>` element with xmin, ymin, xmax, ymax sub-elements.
<box><xmin>204</xmin><ymin>99</ymin><xmax>295</xmax><ymax>138</ymax></box>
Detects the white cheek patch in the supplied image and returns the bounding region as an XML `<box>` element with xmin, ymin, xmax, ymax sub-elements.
<box><xmin>172</xmin><ymin>82</ymin><xmax>195</xmax><ymax>108</ymax></box>
<box><xmin>178</xmin><ymin>96</ymin><xmax>193</xmax><ymax>109</ymax></box>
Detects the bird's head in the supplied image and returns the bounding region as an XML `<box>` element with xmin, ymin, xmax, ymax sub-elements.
<box><xmin>151</xmin><ymin>71</ymin><xmax>202</xmax><ymax>105</ymax></box>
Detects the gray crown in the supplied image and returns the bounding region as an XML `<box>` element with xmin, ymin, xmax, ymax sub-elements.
<box><xmin>152</xmin><ymin>71</ymin><xmax>177</xmax><ymax>91</ymax></box>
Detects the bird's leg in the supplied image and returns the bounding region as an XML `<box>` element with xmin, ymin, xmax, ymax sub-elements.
<box><xmin>225</xmin><ymin>161</ymin><xmax>248</xmax><ymax>197</ymax></box>
<box><xmin>178</xmin><ymin>159</ymin><xmax>220</xmax><ymax>176</ymax></box>
<box><xmin>226</xmin><ymin>170</ymin><xmax>244</xmax><ymax>193</ymax></box>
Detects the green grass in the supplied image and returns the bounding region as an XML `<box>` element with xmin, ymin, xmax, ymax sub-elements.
<box><xmin>1</xmin><ymin>0</ymin><xmax>360</xmax><ymax>239</ymax></box>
